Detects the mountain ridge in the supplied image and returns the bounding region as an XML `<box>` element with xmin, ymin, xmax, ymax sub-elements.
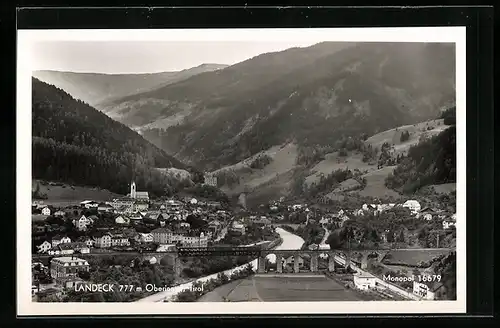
<box><xmin>32</xmin><ymin>63</ymin><xmax>229</xmax><ymax>108</ymax></box>
<box><xmin>31</xmin><ymin>77</ymin><xmax>202</xmax><ymax>198</ymax></box>
<box><xmin>134</xmin><ymin>42</ymin><xmax>455</xmax><ymax>170</ymax></box>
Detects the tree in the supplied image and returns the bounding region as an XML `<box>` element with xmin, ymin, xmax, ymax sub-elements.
<box><xmin>400</xmin><ymin>131</ymin><xmax>410</xmax><ymax>142</ymax></box>
<box><xmin>397</xmin><ymin>230</ymin><xmax>406</xmax><ymax>243</ymax></box>
<box><xmin>78</xmin><ymin>270</ymin><xmax>91</xmax><ymax>280</ymax></box>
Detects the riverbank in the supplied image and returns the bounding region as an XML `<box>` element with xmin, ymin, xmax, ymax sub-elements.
<box><xmin>136</xmin><ymin>227</ymin><xmax>304</xmax><ymax>302</ymax></box>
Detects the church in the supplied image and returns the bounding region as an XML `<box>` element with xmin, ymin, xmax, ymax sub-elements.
<box><xmin>128</xmin><ymin>181</ymin><xmax>149</xmax><ymax>201</ymax></box>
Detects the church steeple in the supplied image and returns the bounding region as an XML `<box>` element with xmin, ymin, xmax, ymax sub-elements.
<box><xmin>130</xmin><ymin>181</ymin><xmax>136</xmax><ymax>199</ymax></box>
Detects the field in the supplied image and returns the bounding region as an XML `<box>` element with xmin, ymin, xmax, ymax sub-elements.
<box><xmin>332</xmin><ymin>178</ymin><xmax>362</xmax><ymax>192</ymax></box>
<box><xmin>32</xmin><ymin>179</ymin><xmax>122</xmax><ymax>206</ymax></box>
<box><xmin>355</xmin><ymin>166</ymin><xmax>401</xmax><ymax>199</ymax></box>
<box><xmin>154</xmin><ymin>167</ymin><xmax>192</xmax><ymax>181</ymax></box>
<box><xmin>365</xmin><ymin>119</ymin><xmax>450</xmax><ymax>157</ymax></box>
<box><xmin>424</xmin><ymin>183</ymin><xmax>457</xmax><ymax>194</ymax></box>
<box><xmin>215</xmin><ymin>143</ymin><xmax>298</xmax><ymax>197</ymax></box>
<box><xmin>197</xmin><ymin>275</ymin><xmax>363</xmax><ymax>302</ymax></box>
<box><xmin>305</xmin><ymin>151</ymin><xmax>375</xmax><ymax>187</ymax></box>
<box><xmin>381</xmin><ymin>249</ymin><xmax>452</xmax><ymax>267</ymax></box>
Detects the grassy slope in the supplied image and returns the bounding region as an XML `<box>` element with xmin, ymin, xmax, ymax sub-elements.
<box><xmin>305</xmin><ymin>151</ymin><xmax>374</xmax><ymax>187</ymax></box>
<box><xmin>365</xmin><ymin>119</ymin><xmax>449</xmax><ymax>156</ymax></box>
<box><xmin>208</xmin><ymin>118</ymin><xmax>455</xmax><ymax>204</ymax></box>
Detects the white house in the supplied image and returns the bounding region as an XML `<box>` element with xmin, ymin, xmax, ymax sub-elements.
<box><xmin>93</xmin><ymin>233</ymin><xmax>112</xmax><ymax>248</ymax></box>
<box><xmin>115</xmin><ymin>215</ymin><xmax>130</xmax><ymax>225</ymax></box>
<box><xmin>203</xmin><ymin>173</ymin><xmax>218</xmax><ymax>187</ymax></box>
<box><xmin>111</xmin><ymin>234</ymin><xmax>130</xmax><ymax>247</ymax></box>
<box><xmin>230</xmin><ymin>221</ymin><xmax>246</xmax><ymax>235</ymax></box>
<box><xmin>77</xmin><ymin>237</ymin><xmax>94</xmax><ymax>248</ymax></box>
<box><xmin>51</xmin><ymin>235</ymin><xmax>71</xmax><ymax>248</ymax></box>
<box><xmin>53</xmin><ymin>210</ymin><xmax>65</xmax><ymax>217</ymax></box>
<box><xmin>129</xmin><ymin>213</ymin><xmax>143</xmax><ymax>221</ymax></box>
<box><xmin>413</xmin><ymin>281</ymin><xmax>436</xmax><ymax>300</ymax></box>
<box><xmin>443</xmin><ymin>219</ymin><xmax>456</xmax><ymax>230</ymax></box>
<box><xmin>354</xmin><ymin>209</ymin><xmax>364</xmax><ymax>216</ymax></box>
<box><xmin>402</xmin><ymin>200</ymin><xmax>421</xmax><ymax>214</ymax></box>
<box><xmin>422</xmin><ymin>213</ymin><xmax>433</xmax><ymax>221</ymax></box>
<box><xmin>73</xmin><ymin>215</ymin><xmax>94</xmax><ymax>231</ymax></box>
<box><xmin>353</xmin><ymin>273</ymin><xmax>377</xmax><ymax>290</ymax></box>
<box><xmin>48</xmin><ymin>243</ymin><xmax>80</xmax><ymax>256</ymax></box>
<box><xmin>80</xmin><ymin>200</ymin><xmax>99</xmax><ymax>209</ymax></box>
<box><xmin>139</xmin><ymin>233</ymin><xmax>154</xmax><ymax>243</ymax></box>
<box><xmin>37</xmin><ymin>240</ymin><xmax>52</xmax><ymax>253</ymax></box>
<box><xmin>41</xmin><ymin>207</ymin><xmax>51</xmax><ymax>216</ymax></box>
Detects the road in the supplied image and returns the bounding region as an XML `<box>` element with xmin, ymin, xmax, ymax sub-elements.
<box><xmin>135</xmin><ymin>227</ymin><xmax>304</xmax><ymax>302</ymax></box>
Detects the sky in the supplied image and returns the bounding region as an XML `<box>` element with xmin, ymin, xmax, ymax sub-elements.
<box><xmin>31</xmin><ymin>41</ymin><xmax>321</xmax><ymax>74</ymax></box>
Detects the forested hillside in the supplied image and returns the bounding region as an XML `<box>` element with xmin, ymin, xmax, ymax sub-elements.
<box><xmin>32</xmin><ymin>78</ymin><xmax>200</xmax><ymax>197</ymax></box>
<box><xmin>385</xmin><ymin>108</ymin><xmax>456</xmax><ymax>194</ymax></box>
<box><xmin>137</xmin><ymin>42</ymin><xmax>455</xmax><ymax>170</ymax></box>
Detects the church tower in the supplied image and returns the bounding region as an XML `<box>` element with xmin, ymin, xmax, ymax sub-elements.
<box><xmin>130</xmin><ymin>181</ymin><xmax>136</xmax><ymax>199</ymax></box>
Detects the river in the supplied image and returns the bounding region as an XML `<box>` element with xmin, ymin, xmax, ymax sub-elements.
<box><xmin>135</xmin><ymin>227</ymin><xmax>305</xmax><ymax>302</ymax></box>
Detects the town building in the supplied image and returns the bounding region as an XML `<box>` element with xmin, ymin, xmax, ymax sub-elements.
<box><xmin>181</xmin><ymin>232</ymin><xmax>208</xmax><ymax>247</ymax></box>
<box><xmin>353</xmin><ymin>272</ymin><xmax>377</xmax><ymax>290</ymax></box>
<box><xmin>151</xmin><ymin>228</ymin><xmax>174</xmax><ymax>244</ymax></box>
<box><xmin>111</xmin><ymin>198</ymin><xmax>134</xmax><ymax>208</ymax></box>
<box><xmin>402</xmin><ymin>200</ymin><xmax>422</xmax><ymax>214</ymax></box>
<box><xmin>129</xmin><ymin>181</ymin><xmax>149</xmax><ymax>201</ymax></box>
<box><xmin>151</xmin><ymin>228</ymin><xmax>208</xmax><ymax>247</ymax></box>
<box><xmin>41</xmin><ymin>207</ymin><xmax>51</xmax><ymax>216</ymax></box>
<box><xmin>80</xmin><ymin>200</ymin><xmax>99</xmax><ymax>209</ymax></box>
<box><xmin>50</xmin><ymin>257</ymin><xmax>89</xmax><ymax>285</ymax></box>
<box><xmin>76</xmin><ymin>236</ymin><xmax>94</xmax><ymax>248</ymax></box>
<box><xmin>48</xmin><ymin>242</ymin><xmax>90</xmax><ymax>255</ymax></box>
<box><xmin>229</xmin><ymin>221</ymin><xmax>246</xmax><ymax>235</ymax></box>
<box><xmin>53</xmin><ymin>210</ymin><xmax>66</xmax><ymax>217</ymax></box>
<box><xmin>115</xmin><ymin>215</ymin><xmax>130</xmax><ymax>225</ymax></box>
<box><xmin>134</xmin><ymin>201</ymin><xmax>149</xmax><ymax>212</ymax></box>
<box><xmin>37</xmin><ymin>240</ymin><xmax>52</xmax><ymax>253</ymax></box>
<box><xmin>97</xmin><ymin>203</ymin><xmax>114</xmax><ymax>213</ymax></box>
<box><xmin>93</xmin><ymin>232</ymin><xmax>112</xmax><ymax>248</ymax></box>
<box><xmin>203</xmin><ymin>173</ymin><xmax>218</xmax><ymax>187</ymax></box>
<box><xmin>111</xmin><ymin>234</ymin><xmax>130</xmax><ymax>247</ymax></box>
<box><xmin>51</xmin><ymin>235</ymin><xmax>71</xmax><ymax>248</ymax></box>
<box><xmin>443</xmin><ymin>218</ymin><xmax>456</xmax><ymax>230</ymax></box>
<box><xmin>48</xmin><ymin>243</ymin><xmax>75</xmax><ymax>255</ymax></box>
<box><xmin>138</xmin><ymin>233</ymin><xmax>154</xmax><ymax>243</ymax></box>
<box><xmin>413</xmin><ymin>281</ymin><xmax>436</xmax><ymax>300</ymax></box>
<box><xmin>72</xmin><ymin>215</ymin><xmax>94</xmax><ymax>231</ymax></box>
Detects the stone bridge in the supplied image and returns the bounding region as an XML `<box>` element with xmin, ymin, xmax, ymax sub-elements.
<box><xmin>33</xmin><ymin>247</ymin><xmax>450</xmax><ymax>277</ymax></box>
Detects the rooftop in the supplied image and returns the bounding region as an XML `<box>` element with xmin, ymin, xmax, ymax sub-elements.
<box><xmin>51</xmin><ymin>256</ymin><xmax>88</xmax><ymax>264</ymax></box>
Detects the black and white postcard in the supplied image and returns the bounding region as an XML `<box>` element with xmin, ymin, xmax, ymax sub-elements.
<box><xmin>17</xmin><ymin>27</ymin><xmax>466</xmax><ymax>315</ymax></box>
